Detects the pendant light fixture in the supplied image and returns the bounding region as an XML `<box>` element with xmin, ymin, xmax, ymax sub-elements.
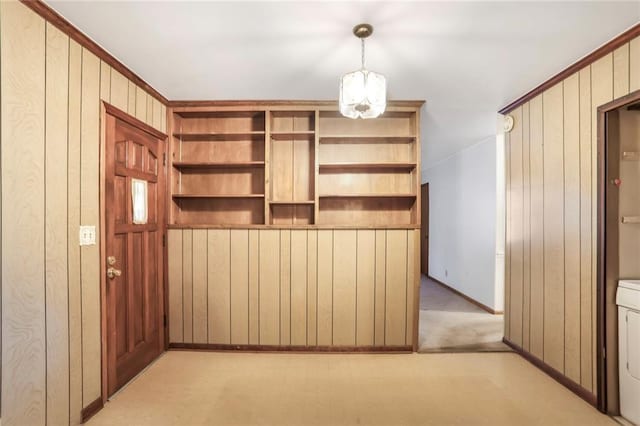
<box><xmin>339</xmin><ymin>23</ymin><xmax>387</xmax><ymax>119</ymax></box>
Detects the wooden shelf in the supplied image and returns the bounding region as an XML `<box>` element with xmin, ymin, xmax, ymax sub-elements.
<box><xmin>319</xmin><ymin>193</ymin><xmax>416</xmax><ymax>199</ymax></box>
<box><xmin>173</xmin><ymin>194</ymin><xmax>265</xmax><ymax>199</ymax></box>
<box><xmin>319</xmin><ymin>162</ymin><xmax>416</xmax><ymax>171</ymax></box>
<box><xmin>271</xmin><ymin>131</ymin><xmax>315</xmax><ymax>140</ymax></box>
<box><xmin>173</xmin><ymin>131</ymin><xmax>265</xmax><ymax>141</ymax></box>
<box><xmin>173</xmin><ymin>161</ymin><xmax>265</xmax><ymax>169</ymax></box>
<box><xmin>269</xmin><ymin>200</ymin><xmax>314</xmax><ymax>205</ymax></box>
<box><xmin>319</xmin><ymin>135</ymin><xmax>415</xmax><ymax>144</ymax></box>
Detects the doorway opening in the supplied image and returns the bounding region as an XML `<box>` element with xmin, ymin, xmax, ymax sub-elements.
<box><xmin>596</xmin><ymin>88</ymin><xmax>640</xmax><ymax>417</ymax></box>
<box><xmin>418</xmin><ymin>182</ymin><xmax>506</xmax><ymax>352</ymax></box>
<box><xmin>100</xmin><ymin>103</ymin><xmax>168</xmax><ymax>402</ymax></box>
<box><xmin>418</xmin><ymin>137</ymin><xmax>508</xmax><ymax>353</ymax></box>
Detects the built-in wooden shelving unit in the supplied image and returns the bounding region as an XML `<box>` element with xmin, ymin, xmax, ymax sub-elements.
<box><xmin>168</xmin><ymin>102</ymin><xmax>422</xmax><ymax>227</ymax></box>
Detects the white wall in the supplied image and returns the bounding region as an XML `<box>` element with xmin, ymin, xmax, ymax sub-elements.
<box><xmin>423</xmin><ymin>135</ymin><xmax>504</xmax><ymax>312</ymax></box>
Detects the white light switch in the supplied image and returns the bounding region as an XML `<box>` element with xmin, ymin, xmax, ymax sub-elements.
<box><xmin>79</xmin><ymin>225</ymin><xmax>96</xmax><ymax>246</ymax></box>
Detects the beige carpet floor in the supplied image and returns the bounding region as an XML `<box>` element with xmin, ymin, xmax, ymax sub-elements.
<box><xmin>418</xmin><ymin>276</ymin><xmax>509</xmax><ymax>352</ymax></box>
<box><xmin>88</xmin><ymin>351</ymin><xmax>613</xmax><ymax>426</ymax></box>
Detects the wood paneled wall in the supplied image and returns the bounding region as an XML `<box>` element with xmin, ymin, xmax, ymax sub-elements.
<box><xmin>504</xmin><ymin>35</ymin><xmax>640</xmax><ymax>396</ymax></box>
<box><xmin>168</xmin><ymin>229</ymin><xmax>419</xmax><ymax>348</ymax></box>
<box><xmin>0</xmin><ymin>2</ymin><xmax>167</xmax><ymax>425</ymax></box>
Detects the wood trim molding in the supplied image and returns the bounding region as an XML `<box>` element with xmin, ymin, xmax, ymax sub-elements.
<box><xmin>19</xmin><ymin>0</ymin><xmax>169</xmax><ymax>105</ymax></box>
<box><xmin>427</xmin><ymin>275</ymin><xmax>503</xmax><ymax>315</ymax></box>
<box><xmin>499</xmin><ymin>23</ymin><xmax>640</xmax><ymax>114</ymax></box>
<box><xmin>103</xmin><ymin>102</ymin><xmax>168</xmax><ymax>141</ymax></box>
<box><xmin>503</xmin><ymin>338</ymin><xmax>598</xmax><ymax>408</ymax></box>
<box><xmin>168</xmin><ymin>100</ymin><xmax>426</xmax><ymax>108</ymax></box>
<box><xmin>81</xmin><ymin>397</ymin><xmax>104</xmax><ymax>423</ymax></box>
<box><xmin>169</xmin><ymin>343</ymin><xmax>413</xmax><ymax>353</ymax></box>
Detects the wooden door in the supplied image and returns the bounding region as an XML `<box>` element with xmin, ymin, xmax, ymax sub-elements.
<box><xmin>104</xmin><ymin>104</ymin><xmax>166</xmax><ymax>397</ymax></box>
<box><xmin>420</xmin><ymin>183</ymin><xmax>429</xmax><ymax>275</ymax></box>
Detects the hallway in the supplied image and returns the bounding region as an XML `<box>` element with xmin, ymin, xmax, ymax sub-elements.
<box><xmin>419</xmin><ymin>276</ymin><xmax>508</xmax><ymax>352</ymax></box>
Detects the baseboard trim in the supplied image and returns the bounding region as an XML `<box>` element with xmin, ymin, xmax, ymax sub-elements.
<box><xmin>427</xmin><ymin>275</ymin><xmax>503</xmax><ymax>315</ymax></box>
<box><xmin>169</xmin><ymin>343</ymin><xmax>413</xmax><ymax>353</ymax></box>
<box><xmin>81</xmin><ymin>396</ymin><xmax>104</xmax><ymax>423</ymax></box>
<box><xmin>503</xmin><ymin>338</ymin><xmax>597</xmax><ymax>407</ymax></box>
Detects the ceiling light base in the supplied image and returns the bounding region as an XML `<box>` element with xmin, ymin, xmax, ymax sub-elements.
<box><xmin>353</xmin><ymin>23</ymin><xmax>373</xmax><ymax>39</ymax></box>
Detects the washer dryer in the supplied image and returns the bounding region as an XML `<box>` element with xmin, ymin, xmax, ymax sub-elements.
<box><xmin>617</xmin><ymin>280</ymin><xmax>640</xmax><ymax>425</ymax></box>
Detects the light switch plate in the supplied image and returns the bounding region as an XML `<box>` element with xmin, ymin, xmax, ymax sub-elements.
<box><xmin>79</xmin><ymin>225</ymin><xmax>96</xmax><ymax>246</ymax></box>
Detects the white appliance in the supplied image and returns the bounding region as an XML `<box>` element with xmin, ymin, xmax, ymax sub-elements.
<box><xmin>617</xmin><ymin>280</ymin><xmax>640</xmax><ymax>425</ymax></box>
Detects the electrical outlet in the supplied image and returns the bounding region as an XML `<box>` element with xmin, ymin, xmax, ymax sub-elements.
<box><xmin>79</xmin><ymin>225</ymin><xmax>96</xmax><ymax>246</ymax></box>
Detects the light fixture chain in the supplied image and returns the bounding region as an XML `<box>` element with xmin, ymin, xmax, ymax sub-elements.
<box><xmin>361</xmin><ymin>37</ymin><xmax>365</xmax><ymax>69</ymax></box>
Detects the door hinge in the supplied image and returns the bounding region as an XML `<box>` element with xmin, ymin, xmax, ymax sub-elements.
<box><xmin>162</xmin><ymin>234</ymin><xmax>166</xmax><ymax>247</ymax></box>
<box><xmin>163</xmin><ymin>314</ymin><xmax>167</xmax><ymax>328</ymax></box>
<box><xmin>163</xmin><ymin>153</ymin><xmax>166</xmax><ymax>166</ymax></box>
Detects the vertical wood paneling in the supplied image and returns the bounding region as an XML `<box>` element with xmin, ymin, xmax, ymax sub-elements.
<box><xmin>356</xmin><ymin>230</ymin><xmax>375</xmax><ymax>346</ymax></box>
<box><xmin>160</xmin><ymin>103</ymin><xmax>167</xmax><ymax>133</ymax></box>
<box><xmin>522</xmin><ymin>102</ymin><xmax>532</xmax><ymax>352</ymax></box>
<box><xmin>67</xmin><ymin>38</ymin><xmax>83</xmax><ymax>426</ymax></box>
<box><xmin>406</xmin><ymin>230</ymin><xmax>419</xmax><ymax>346</ymax></box>
<box><xmin>110</xmin><ymin>69</ymin><xmax>128</xmax><ymax>112</ymax></box>
<box><xmin>80</xmin><ymin>48</ymin><xmax>102</xmax><ymax>406</ymax></box>
<box><xmin>290</xmin><ymin>230</ymin><xmax>308</xmax><ymax>346</ymax></box>
<box><xmin>167</xmin><ymin>229</ymin><xmax>417</xmax><ymax>351</ymax></box>
<box><xmin>630</xmin><ymin>38</ymin><xmax>640</xmax><ymax>92</ymax></box>
<box><xmin>207</xmin><ymin>229</ymin><xmax>230</xmax><ymax>344</ymax></box>
<box><xmin>1</xmin><ymin>5</ymin><xmax>169</xmax><ymax>422</ymax></box>
<box><xmin>248</xmin><ymin>230</ymin><xmax>259</xmax><ymax>345</ymax></box>
<box><xmin>1</xmin><ymin>3</ymin><xmax>46</xmax><ymax>423</ymax></box>
<box><xmin>279</xmin><ymin>230</ymin><xmax>291</xmax><ymax>345</ymax></box>
<box><xmin>613</xmin><ymin>44</ymin><xmax>630</xmax><ymax>99</ymax></box>
<box><xmin>100</xmin><ymin>60</ymin><xmax>111</xmax><ymax>103</ymax></box>
<box><xmin>333</xmin><ymin>230</ymin><xmax>357</xmax><ymax>346</ymax></box>
<box><xmin>146</xmin><ymin>94</ymin><xmax>154</xmax><ymax>125</ymax></box>
<box><xmin>152</xmin><ymin>98</ymin><xmax>163</xmax><ymax>131</ymax></box>
<box><xmin>316</xmin><ymin>230</ymin><xmax>333</xmax><ymax>345</ymax></box>
<box><xmin>579</xmin><ymin>67</ymin><xmax>593</xmax><ymax>392</ymax></box>
<box><xmin>503</xmin><ymin>34</ymin><xmax>640</xmax><ymax>399</ymax></box>
<box><xmin>258</xmin><ymin>230</ymin><xmax>280</xmax><ymax>345</ymax></box>
<box><xmin>135</xmin><ymin>86</ymin><xmax>147</xmax><ymax>122</ymax></box>
<box><xmin>45</xmin><ymin>22</ymin><xmax>70</xmax><ymax>426</ymax></box>
<box><xmin>374</xmin><ymin>230</ymin><xmax>387</xmax><ymax>346</ymax></box>
<box><xmin>192</xmin><ymin>230</ymin><xmax>208</xmax><ymax>344</ymax></box>
<box><xmin>181</xmin><ymin>229</ymin><xmax>193</xmax><ymax>343</ymax></box>
<box><xmin>563</xmin><ymin>74</ymin><xmax>581</xmax><ymax>383</ymax></box>
<box><xmin>509</xmin><ymin>107</ymin><xmax>524</xmax><ymax>347</ymax></box>
<box><xmin>529</xmin><ymin>94</ymin><xmax>545</xmax><ymax>360</ymax></box>
<box><xmin>168</xmin><ymin>230</ymin><xmax>183</xmax><ymax>343</ymax></box>
<box><xmin>230</xmin><ymin>229</ymin><xmax>249</xmax><ymax>344</ymax></box>
<box><xmin>307</xmin><ymin>230</ymin><xmax>318</xmax><ymax>346</ymax></box>
<box><xmin>127</xmin><ymin>80</ymin><xmax>136</xmax><ymax>115</ymax></box>
<box><xmin>542</xmin><ymin>83</ymin><xmax>565</xmax><ymax>373</ymax></box>
<box><xmin>385</xmin><ymin>230</ymin><xmax>407</xmax><ymax>345</ymax></box>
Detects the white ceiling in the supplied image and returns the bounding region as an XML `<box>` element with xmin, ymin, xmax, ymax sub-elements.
<box><xmin>48</xmin><ymin>1</ymin><xmax>640</xmax><ymax>170</ymax></box>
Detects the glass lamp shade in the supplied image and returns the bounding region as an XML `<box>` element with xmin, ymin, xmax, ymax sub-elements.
<box><xmin>339</xmin><ymin>69</ymin><xmax>386</xmax><ymax>119</ymax></box>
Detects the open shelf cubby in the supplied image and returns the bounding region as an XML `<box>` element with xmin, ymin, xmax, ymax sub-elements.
<box><xmin>168</xmin><ymin>104</ymin><xmax>421</xmax><ymax>226</ymax></box>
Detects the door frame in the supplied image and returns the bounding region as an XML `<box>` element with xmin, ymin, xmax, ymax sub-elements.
<box><xmin>99</xmin><ymin>102</ymin><xmax>168</xmax><ymax>404</ymax></box>
<box><xmin>596</xmin><ymin>88</ymin><xmax>640</xmax><ymax>414</ymax></box>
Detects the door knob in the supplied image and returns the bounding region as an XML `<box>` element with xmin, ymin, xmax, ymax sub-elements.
<box><xmin>107</xmin><ymin>267</ymin><xmax>122</xmax><ymax>279</ymax></box>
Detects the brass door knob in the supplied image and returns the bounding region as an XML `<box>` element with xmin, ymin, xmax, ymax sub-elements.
<box><xmin>107</xmin><ymin>267</ymin><xmax>122</xmax><ymax>279</ymax></box>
